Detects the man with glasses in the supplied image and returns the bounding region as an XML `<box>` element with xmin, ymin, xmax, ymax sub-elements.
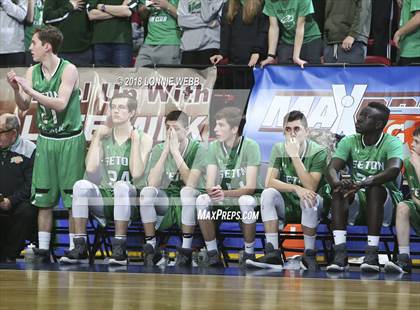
<box><xmin>249</xmin><ymin>110</ymin><xmax>328</xmax><ymax>271</ymax></box>
<box><xmin>0</xmin><ymin>113</ymin><xmax>37</xmax><ymax>263</ymax></box>
<box><xmin>60</xmin><ymin>94</ymin><xmax>152</xmax><ymax>265</ymax></box>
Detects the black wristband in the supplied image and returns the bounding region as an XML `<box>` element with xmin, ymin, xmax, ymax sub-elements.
<box><xmin>267</xmin><ymin>53</ymin><xmax>276</xmax><ymax>58</ymax></box>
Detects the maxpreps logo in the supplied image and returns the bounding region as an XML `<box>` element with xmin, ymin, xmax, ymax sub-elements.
<box><xmin>259</xmin><ymin>84</ymin><xmax>420</xmax><ymax>139</ymax></box>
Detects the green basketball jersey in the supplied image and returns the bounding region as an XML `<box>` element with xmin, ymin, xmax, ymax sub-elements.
<box><xmin>269</xmin><ymin>139</ymin><xmax>328</xmax><ymax>206</ymax></box>
<box><xmin>404</xmin><ymin>157</ymin><xmax>420</xmax><ymax>200</ymax></box>
<box><xmin>147</xmin><ymin>139</ymin><xmax>206</xmax><ymax>195</ymax></box>
<box><xmin>208</xmin><ymin>137</ymin><xmax>263</xmax><ymax>191</ymax></box>
<box><xmin>100</xmin><ymin>129</ymin><xmax>144</xmax><ymax>196</ymax></box>
<box><xmin>32</xmin><ymin>59</ymin><xmax>82</xmax><ymax>136</ymax></box>
<box><xmin>333</xmin><ymin>133</ymin><xmax>403</xmax><ymax>203</ymax></box>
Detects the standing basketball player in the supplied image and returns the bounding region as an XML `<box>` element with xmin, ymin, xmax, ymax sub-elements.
<box><xmin>7</xmin><ymin>26</ymin><xmax>86</xmax><ymax>262</ymax></box>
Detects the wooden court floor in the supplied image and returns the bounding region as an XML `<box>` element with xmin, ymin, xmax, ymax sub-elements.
<box><xmin>1</xmin><ymin>269</ymin><xmax>420</xmax><ymax>309</ymax></box>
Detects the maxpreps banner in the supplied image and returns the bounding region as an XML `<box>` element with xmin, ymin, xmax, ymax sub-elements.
<box><xmin>0</xmin><ymin>67</ymin><xmax>217</xmax><ymax>142</ymax></box>
<box><xmin>244</xmin><ymin>66</ymin><xmax>420</xmax><ymax>161</ymax></box>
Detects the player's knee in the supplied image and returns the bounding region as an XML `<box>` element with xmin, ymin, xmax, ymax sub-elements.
<box><xmin>73</xmin><ymin>179</ymin><xmax>93</xmax><ymax>196</ymax></box>
<box><xmin>260</xmin><ymin>188</ymin><xmax>279</xmax><ymax>222</ymax></box>
<box><xmin>301</xmin><ymin>206</ymin><xmax>318</xmax><ymax>229</ymax></box>
<box><xmin>139</xmin><ymin>186</ymin><xmax>158</xmax><ymax>205</ymax></box>
<box><xmin>181</xmin><ymin>192</ymin><xmax>197</xmax><ymax>226</ymax></box>
<box><xmin>196</xmin><ymin>194</ymin><xmax>211</xmax><ymax>212</ymax></box>
<box><xmin>261</xmin><ymin>188</ymin><xmax>278</xmax><ymax>205</ymax></box>
<box><xmin>181</xmin><ymin>186</ymin><xmax>198</xmax><ymax>205</ymax></box>
<box><xmin>113</xmin><ymin>181</ymin><xmax>130</xmax><ymax>197</ymax></box>
<box><xmin>397</xmin><ymin>202</ymin><xmax>410</xmax><ymax>218</ymax></box>
<box><xmin>239</xmin><ymin>196</ymin><xmax>257</xmax><ymax>224</ymax></box>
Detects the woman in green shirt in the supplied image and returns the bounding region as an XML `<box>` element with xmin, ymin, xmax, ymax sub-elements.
<box><xmin>260</xmin><ymin>0</ymin><xmax>322</xmax><ymax>68</ymax></box>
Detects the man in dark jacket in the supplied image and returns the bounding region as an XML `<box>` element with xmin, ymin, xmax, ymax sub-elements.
<box><xmin>324</xmin><ymin>0</ymin><xmax>372</xmax><ymax>64</ymax></box>
<box><xmin>43</xmin><ymin>0</ymin><xmax>93</xmax><ymax>66</ymax></box>
<box><xmin>0</xmin><ymin>113</ymin><xmax>37</xmax><ymax>263</ymax></box>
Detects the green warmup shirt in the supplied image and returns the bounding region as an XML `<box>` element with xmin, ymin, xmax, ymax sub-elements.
<box><xmin>32</xmin><ymin>58</ymin><xmax>83</xmax><ymax>136</ymax></box>
<box><xmin>147</xmin><ymin>139</ymin><xmax>206</xmax><ymax>195</ymax></box>
<box><xmin>142</xmin><ymin>0</ymin><xmax>181</xmax><ymax>45</ymax></box>
<box><xmin>147</xmin><ymin>139</ymin><xmax>206</xmax><ymax>230</ymax></box>
<box><xmin>404</xmin><ymin>157</ymin><xmax>420</xmax><ymax>201</ymax></box>
<box><xmin>100</xmin><ymin>129</ymin><xmax>143</xmax><ymax>196</ymax></box>
<box><xmin>333</xmin><ymin>133</ymin><xmax>404</xmax><ymax>204</ymax></box>
<box><xmin>269</xmin><ymin>139</ymin><xmax>327</xmax><ymax>208</ymax></box>
<box><xmin>99</xmin><ymin>129</ymin><xmax>144</xmax><ymax>219</ymax></box>
<box><xmin>263</xmin><ymin>0</ymin><xmax>321</xmax><ymax>45</ymax></box>
<box><xmin>87</xmin><ymin>0</ymin><xmax>139</xmax><ymax>44</ymax></box>
<box><xmin>399</xmin><ymin>0</ymin><xmax>420</xmax><ymax>58</ymax></box>
<box><xmin>207</xmin><ymin>137</ymin><xmax>263</xmax><ymax>193</ymax></box>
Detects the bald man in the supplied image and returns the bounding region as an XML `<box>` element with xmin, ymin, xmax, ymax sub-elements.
<box><xmin>0</xmin><ymin>113</ymin><xmax>37</xmax><ymax>263</ymax></box>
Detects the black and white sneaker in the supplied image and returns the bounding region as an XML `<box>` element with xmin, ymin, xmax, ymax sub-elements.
<box><xmin>300</xmin><ymin>249</ymin><xmax>320</xmax><ymax>272</ymax></box>
<box><xmin>326</xmin><ymin>243</ymin><xmax>349</xmax><ymax>272</ymax></box>
<box><xmin>143</xmin><ymin>244</ymin><xmax>167</xmax><ymax>267</ymax></box>
<box><xmin>238</xmin><ymin>251</ymin><xmax>256</xmax><ymax>267</ymax></box>
<box><xmin>246</xmin><ymin>243</ymin><xmax>283</xmax><ymax>270</ymax></box>
<box><xmin>108</xmin><ymin>238</ymin><xmax>128</xmax><ymax>266</ymax></box>
<box><xmin>384</xmin><ymin>254</ymin><xmax>412</xmax><ymax>274</ymax></box>
<box><xmin>360</xmin><ymin>246</ymin><xmax>380</xmax><ymax>273</ymax></box>
<box><xmin>175</xmin><ymin>247</ymin><xmax>193</xmax><ymax>267</ymax></box>
<box><xmin>59</xmin><ymin>238</ymin><xmax>88</xmax><ymax>264</ymax></box>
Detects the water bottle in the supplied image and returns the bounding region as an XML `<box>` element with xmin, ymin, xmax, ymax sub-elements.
<box><xmin>24</xmin><ymin>244</ymin><xmax>36</xmax><ymax>263</ymax></box>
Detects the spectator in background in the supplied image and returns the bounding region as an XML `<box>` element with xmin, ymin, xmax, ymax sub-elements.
<box><xmin>44</xmin><ymin>0</ymin><xmax>93</xmax><ymax>66</ymax></box>
<box><xmin>394</xmin><ymin>0</ymin><xmax>420</xmax><ymax>65</ymax></box>
<box><xmin>0</xmin><ymin>113</ymin><xmax>37</xmax><ymax>263</ymax></box>
<box><xmin>24</xmin><ymin>0</ymin><xmax>44</xmax><ymax>65</ymax></box>
<box><xmin>210</xmin><ymin>0</ymin><xmax>268</xmax><ymax>66</ymax></box>
<box><xmin>0</xmin><ymin>0</ymin><xmax>28</xmax><ymax>66</ymax></box>
<box><xmin>136</xmin><ymin>0</ymin><xmax>181</xmax><ymax>66</ymax></box>
<box><xmin>370</xmin><ymin>0</ymin><xmax>396</xmax><ymax>58</ymax></box>
<box><xmin>312</xmin><ymin>0</ymin><xmax>325</xmax><ymax>35</ymax></box>
<box><xmin>87</xmin><ymin>0</ymin><xmax>138</xmax><ymax>67</ymax></box>
<box><xmin>324</xmin><ymin>0</ymin><xmax>372</xmax><ymax>64</ymax></box>
<box><xmin>177</xmin><ymin>0</ymin><xmax>223</xmax><ymax>65</ymax></box>
<box><xmin>260</xmin><ymin>0</ymin><xmax>322</xmax><ymax>68</ymax></box>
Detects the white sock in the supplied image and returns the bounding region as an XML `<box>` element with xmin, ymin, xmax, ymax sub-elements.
<box><xmin>115</xmin><ymin>235</ymin><xmax>127</xmax><ymax>240</ymax></box>
<box><xmin>333</xmin><ymin>230</ymin><xmax>347</xmax><ymax>245</ymax></box>
<box><xmin>38</xmin><ymin>231</ymin><xmax>51</xmax><ymax>250</ymax></box>
<box><xmin>265</xmin><ymin>233</ymin><xmax>279</xmax><ymax>249</ymax></box>
<box><xmin>399</xmin><ymin>246</ymin><xmax>410</xmax><ymax>256</ymax></box>
<box><xmin>205</xmin><ymin>239</ymin><xmax>218</xmax><ymax>252</ymax></box>
<box><xmin>146</xmin><ymin>236</ymin><xmax>156</xmax><ymax>248</ymax></box>
<box><xmin>69</xmin><ymin>233</ymin><xmax>75</xmax><ymax>250</ymax></box>
<box><xmin>304</xmin><ymin>235</ymin><xmax>316</xmax><ymax>250</ymax></box>
<box><xmin>244</xmin><ymin>241</ymin><xmax>255</xmax><ymax>254</ymax></box>
<box><xmin>182</xmin><ymin>234</ymin><xmax>193</xmax><ymax>249</ymax></box>
<box><xmin>367</xmin><ymin>235</ymin><xmax>380</xmax><ymax>247</ymax></box>
<box><xmin>74</xmin><ymin>234</ymin><xmax>87</xmax><ymax>241</ymax></box>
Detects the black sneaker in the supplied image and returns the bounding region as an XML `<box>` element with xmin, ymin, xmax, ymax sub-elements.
<box><xmin>59</xmin><ymin>237</ymin><xmax>88</xmax><ymax>264</ymax></box>
<box><xmin>246</xmin><ymin>243</ymin><xmax>283</xmax><ymax>269</ymax></box>
<box><xmin>143</xmin><ymin>243</ymin><xmax>166</xmax><ymax>267</ymax></box>
<box><xmin>109</xmin><ymin>238</ymin><xmax>128</xmax><ymax>266</ymax></box>
<box><xmin>175</xmin><ymin>247</ymin><xmax>193</xmax><ymax>267</ymax></box>
<box><xmin>360</xmin><ymin>246</ymin><xmax>380</xmax><ymax>273</ymax></box>
<box><xmin>326</xmin><ymin>243</ymin><xmax>349</xmax><ymax>272</ymax></box>
<box><xmin>300</xmin><ymin>249</ymin><xmax>320</xmax><ymax>272</ymax></box>
<box><xmin>384</xmin><ymin>253</ymin><xmax>412</xmax><ymax>274</ymax></box>
<box><xmin>33</xmin><ymin>248</ymin><xmax>51</xmax><ymax>264</ymax></box>
<box><xmin>207</xmin><ymin>250</ymin><xmax>225</xmax><ymax>267</ymax></box>
<box><xmin>238</xmin><ymin>250</ymin><xmax>256</xmax><ymax>267</ymax></box>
